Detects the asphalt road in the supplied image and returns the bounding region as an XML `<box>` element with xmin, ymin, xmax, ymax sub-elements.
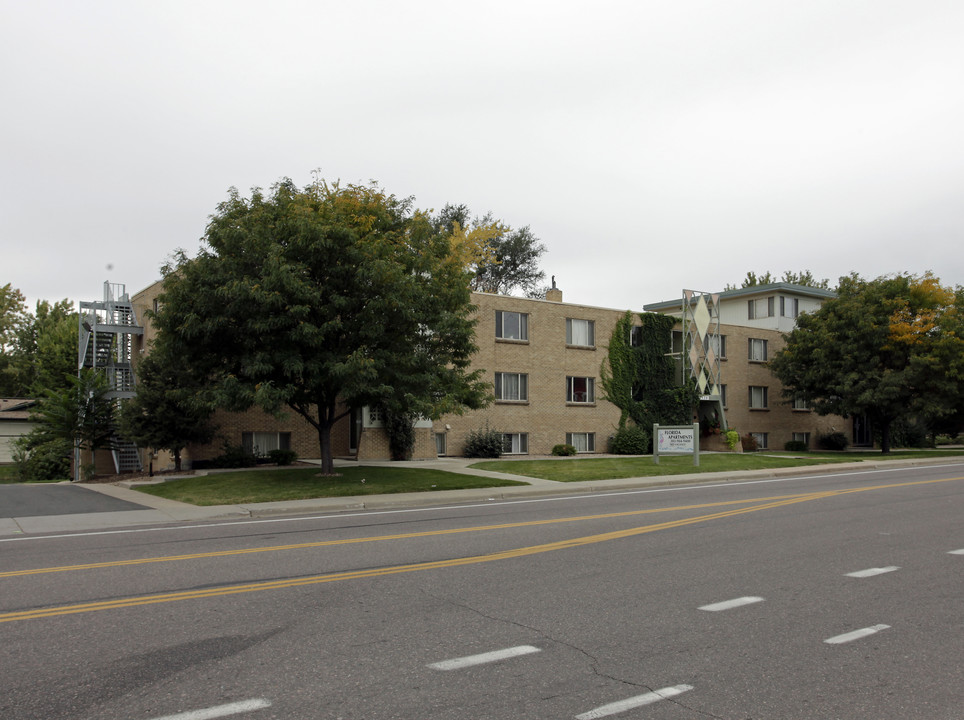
<box><xmin>1</xmin><ymin>462</ymin><xmax>963</xmax><ymax>719</ymax></box>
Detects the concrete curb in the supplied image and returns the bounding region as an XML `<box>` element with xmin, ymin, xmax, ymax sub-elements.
<box><xmin>4</xmin><ymin>454</ymin><xmax>962</xmax><ymax>536</ymax></box>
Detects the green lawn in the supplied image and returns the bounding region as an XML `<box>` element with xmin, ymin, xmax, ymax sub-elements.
<box><xmin>133</xmin><ymin>465</ymin><xmax>528</xmax><ymax>506</ymax></box>
<box><xmin>469</xmin><ymin>449</ymin><xmax>964</xmax><ymax>482</ymax></box>
<box><xmin>0</xmin><ymin>465</ymin><xmax>19</xmax><ymax>483</ymax></box>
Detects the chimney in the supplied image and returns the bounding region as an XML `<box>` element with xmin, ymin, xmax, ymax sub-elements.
<box><xmin>545</xmin><ymin>275</ymin><xmax>563</xmax><ymax>302</ymax></box>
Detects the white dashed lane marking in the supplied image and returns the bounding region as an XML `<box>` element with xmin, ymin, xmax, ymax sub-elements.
<box><xmin>824</xmin><ymin>624</ymin><xmax>890</xmax><ymax>645</ymax></box>
<box><xmin>698</xmin><ymin>596</ymin><xmax>764</xmax><ymax>612</ymax></box>
<box><xmin>575</xmin><ymin>685</ymin><xmax>695</xmax><ymax>719</ymax></box>
<box><xmin>845</xmin><ymin>566</ymin><xmax>900</xmax><ymax>578</ymax></box>
<box><xmin>949</xmin><ymin>548</ymin><xmax>964</xmax><ymax>555</ymax></box>
<box><xmin>428</xmin><ymin>645</ymin><xmax>541</xmax><ymax>670</ymax></box>
<box><xmin>150</xmin><ymin>699</ymin><xmax>272</xmax><ymax>720</ymax></box>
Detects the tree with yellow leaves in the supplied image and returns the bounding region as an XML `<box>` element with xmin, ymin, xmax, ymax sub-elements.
<box><xmin>769</xmin><ymin>273</ymin><xmax>964</xmax><ymax>452</ymax></box>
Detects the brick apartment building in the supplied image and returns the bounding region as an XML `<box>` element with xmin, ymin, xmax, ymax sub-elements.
<box><xmin>128</xmin><ymin>280</ymin><xmax>853</xmax><ymax>469</ymax></box>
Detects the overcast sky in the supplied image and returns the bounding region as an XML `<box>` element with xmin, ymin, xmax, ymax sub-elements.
<box><xmin>4</xmin><ymin>1</ymin><xmax>964</xmax><ymax>313</ymax></box>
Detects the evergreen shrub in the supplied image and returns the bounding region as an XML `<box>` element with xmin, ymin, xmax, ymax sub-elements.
<box><xmin>817</xmin><ymin>432</ymin><xmax>849</xmax><ymax>451</ymax></box>
<box><xmin>551</xmin><ymin>444</ymin><xmax>577</xmax><ymax>456</ymax></box>
<box><xmin>609</xmin><ymin>425</ymin><xmax>651</xmax><ymax>455</ymax></box>
<box><xmin>463</xmin><ymin>427</ymin><xmax>503</xmax><ymax>458</ymax></box>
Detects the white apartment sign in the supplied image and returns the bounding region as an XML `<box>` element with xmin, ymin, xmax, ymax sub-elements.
<box><xmin>653</xmin><ymin>423</ymin><xmax>700</xmax><ymax>466</ymax></box>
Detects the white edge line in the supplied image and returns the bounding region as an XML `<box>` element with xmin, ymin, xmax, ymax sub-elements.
<box><xmin>428</xmin><ymin>645</ymin><xmax>541</xmax><ymax>670</ymax></box>
<box><xmin>844</xmin><ymin>566</ymin><xmax>900</xmax><ymax>578</ymax></box>
<box><xmin>4</xmin><ymin>462</ymin><xmax>962</xmax><ymax>544</ymax></box>
<box><xmin>698</xmin><ymin>596</ymin><xmax>765</xmax><ymax>612</ymax></box>
<box><xmin>948</xmin><ymin>549</ymin><xmax>964</xmax><ymax>555</ymax></box>
<box><xmin>149</xmin><ymin>698</ymin><xmax>272</xmax><ymax>720</ymax></box>
<box><xmin>575</xmin><ymin>684</ymin><xmax>694</xmax><ymax>719</ymax></box>
<box><xmin>824</xmin><ymin>624</ymin><xmax>890</xmax><ymax>645</ymax></box>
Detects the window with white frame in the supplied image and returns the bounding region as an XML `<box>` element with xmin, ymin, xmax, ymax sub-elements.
<box><xmin>495</xmin><ymin>372</ymin><xmax>528</xmax><ymax>402</ymax></box>
<box><xmin>496</xmin><ymin>310</ymin><xmax>528</xmax><ymax>341</ymax></box>
<box><xmin>748</xmin><ymin>297</ymin><xmax>774</xmax><ymax>319</ymax></box>
<box><xmin>751</xmin><ymin>432</ymin><xmax>769</xmax><ymax>449</ymax></box>
<box><xmin>566</xmin><ymin>318</ymin><xmax>595</xmax><ymax>347</ymax></box>
<box><xmin>720</xmin><ymin>384</ymin><xmax>727</xmax><ymax>407</ymax></box>
<box><xmin>749</xmin><ymin>386</ymin><xmax>768</xmax><ymax>409</ymax></box>
<box><xmin>670</xmin><ymin>330</ymin><xmax>684</xmax><ymax>354</ymax></box>
<box><xmin>792</xmin><ymin>397</ymin><xmax>810</xmax><ymax>410</ymax></box>
<box><xmin>501</xmin><ymin>433</ymin><xmax>528</xmax><ymax>454</ymax></box>
<box><xmin>781</xmin><ymin>296</ymin><xmax>799</xmax><ymax>318</ymax></box>
<box><xmin>792</xmin><ymin>432</ymin><xmax>810</xmax><ymax>447</ymax></box>
<box><xmin>566</xmin><ymin>432</ymin><xmax>595</xmax><ymax>453</ymax></box>
<box><xmin>566</xmin><ymin>376</ymin><xmax>595</xmax><ymax>403</ymax></box>
<box><xmin>748</xmin><ymin>338</ymin><xmax>768</xmax><ymax>362</ymax></box>
<box><xmin>705</xmin><ymin>333</ymin><xmax>726</xmax><ymax>358</ymax></box>
<box><xmin>242</xmin><ymin>431</ymin><xmax>291</xmax><ymax>457</ymax></box>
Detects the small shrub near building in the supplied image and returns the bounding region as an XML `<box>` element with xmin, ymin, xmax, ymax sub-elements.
<box><xmin>551</xmin><ymin>444</ymin><xmax>577</xmax><ymax>456</ymax></box>
<box><xmin>609</xmin><ymin>425</ymin><xmax>651</xmax><ymax>455</ymax></box>
<box><xmin>463</xmin><ymin>427</ymin><xmax>503</xmax><ymax>458</ymax></box>
<box><xmin>817</xmin><ymin>432</ymin><xmax>849</xmax><ymax>451</ymax></box>
<box><xmin>784</xmin><ymin>440</ymin><xmax>809</xmax><ymax>452</ymax></box>
<box><xmin>268</xmin><ymin>449</ymin><xmax>298</xmax><ymax>465</ymax></box>
<box><xmin>741</xmin><ymin>433</ymin><xmax>759</xmax><ymax>452</ymax></box>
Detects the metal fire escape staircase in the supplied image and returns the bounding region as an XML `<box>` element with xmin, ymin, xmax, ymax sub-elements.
<box><xmin>78</xmin><ymin>282</ymin><xmax>144</xmax><ymax>474</ymax></box>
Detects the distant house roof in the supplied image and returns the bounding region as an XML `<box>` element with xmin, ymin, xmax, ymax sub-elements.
<box><xmin>0</xmin><ymin>398</ymin><xmax>37</xmax><ymax>421</ymax></box>
<box><xmin>643</xmin><ymin>282</ymin><xmax>836</xmax><ymax>312</ymax></box>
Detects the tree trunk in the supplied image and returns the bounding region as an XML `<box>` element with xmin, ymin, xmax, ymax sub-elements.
<box><xmin>173</xmin><ymin>448</ymin><xmax>182</xmax><ymax>472</ymax></box>
<box><xmin>880</xmin><ymin>421</ymin><xmax>891</xmax><ymax>454</ymax></box>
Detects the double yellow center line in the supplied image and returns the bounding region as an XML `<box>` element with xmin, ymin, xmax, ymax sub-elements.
<box><xmin>1</xmin><ymin>477</ymin><xmax>959</xmax><ymax>624</ymax></box>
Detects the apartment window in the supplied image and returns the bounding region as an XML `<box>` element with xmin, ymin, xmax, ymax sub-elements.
<box><xmin>748</xmin><ymin>297</ymin><xmax>774</xmax><ymax>319</ymax></box>
<box><xmin>567</xmin><ymin>376</ymin><xmax>595</xmax><ymax>403</ymax></box>
<box><xmin>751</xmin><ymin>432</ymin><xmax>769</xmax><ymax>449</ymax></box>
<box><xmin>367</xmin><ymin>406</ymin><xmax>384</xmax><ymax>425</ymax></box>
<box><xmin>749</xmin><ymin>386</ymin><xmax>768</xmax><ymax>409</ymax></box>
<box><xmin>705</xmin><ymin>333</ymin><xmax>726</xmax><ymax>358</ymax></box>
<box><xmin>502</xmin><ymin>433</ymin><xmax>528</xmax><ymax>454</ymax></box>
<box><xmin>496</xmin><ymin>310</ymin><xmax>528</xmax><ymax>341</ymax></box>
<box><xmin>566</xmin><ymin>432</ymin><xmax>595</xmax><ymax>453</ymax></box>
<box><xmin>435</xmin><ymin>432</ymin><xmax>447</xmax><ymax>456</ymax></box>
<box><xmin>495</xmin><ymin>372</ymin><xmax>528</xmax><ymax>402</ymax></box>
<box><xmin>720</xmin><ymin>384</ymin><xmax>727</xmax><ymax>407</ymax></box>
<box><xmin>748</xmin><ymin>338</ymin><xmax>768</xmax><ymax>362</ymax></box>
<box><xmin>242</xmin><ymin>431</ymin><xmax>291</xmax><ymax>457</ymax></box>
<box><xmin>781</xmin><ymin>296</ymin><xmax>799</xmax><ymax>318</ymax></box>
<box><xmin>792</xmin><ymin>432</ymin><xmax>811</xmax><ymax>447</ymax></box>
<box><xmin>566</xmin><ymin>318</ymin><xmax>595</xmax><ymax>347</ymax></box>
<box><xmin>792</xmin><ymin>397</ymin><xmax>810</xmax><ymax>411</ymax></box>
<box><xmin>630</xmin><ymin>326</ymin><xmax>643</xmax><ymax>346</ymax></box>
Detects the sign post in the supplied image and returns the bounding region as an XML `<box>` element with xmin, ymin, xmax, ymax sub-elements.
<box><xmin>653</xmin><ymin>423</ymin><xmax>700</xmax><ymax>466</ymax></box>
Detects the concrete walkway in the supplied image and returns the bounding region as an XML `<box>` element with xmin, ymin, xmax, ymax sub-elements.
<box><xmin>2</xmin><ymin>454</ymin><xmax>961</xmax><ymax>537</ymax></box>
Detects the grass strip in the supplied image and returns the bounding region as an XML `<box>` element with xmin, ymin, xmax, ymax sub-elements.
<box><xmin>132</xmin><ymin>465</ymin><xmax>527</xmax><ymax>505</ymax></box>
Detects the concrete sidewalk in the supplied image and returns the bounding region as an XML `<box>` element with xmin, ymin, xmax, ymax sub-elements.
<box><xmin>2</xmin><ymin>454</ymin><xmax>961</xmax><ymax>537</ymax></box>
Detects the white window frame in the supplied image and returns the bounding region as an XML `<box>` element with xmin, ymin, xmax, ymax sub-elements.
<box><xmin>781</xmin><ymin>296</ymin><xmax>800</xmax><ymax>318</ymax></box>
<box><xmin>748</xmin><ymin>297</ymin><xmax>775</xmax><ymax>319</ymax></box>
<box><xmin>566</xmin><ymin>432</ymin><xmax>596</xmax><ymax>453</ymax></box>
<box><xmin>749</xmin><ymin>386</ymin><xmax>768</xmax><ymax>409</ymax></box>
<box><xmin>496</xmin><ymin>310</ymin><xmax>528</xmax><ymax>341</ymax></box>
<box><xmin>792</xmin><ymin>397</ymin><xmax>810</xmax><ymax>410</ymax></box>
<box><xmin>566</xmin><ymin>318</ymin><xmax>595</xmax><ymax>347</ymax></box>
<box><xmin>241</xmin><ymin>431</ymin><xmax>291</xmax><ymax>457</ymax></box>
<box><xmin>495</xmin><ymin>372</ymin><xmax>529</xmax><ymax>402</ymax></box>
<box><xmin>751</xmin><ymin>432</ymin><xmax>769</xmax><ymax>449</ymax></box>
<box><xmin>748</xmin><ymin>338</ymin><xmax>768</xmax><ymax>362</ymax></box>
<box><xmin>566</xmin><ymin>376</ymin><xmax>595</xmax><ymax>404</ymax></box>
<box><xmin>501</xmin><ymin>432</ymin><xmax>528</xmax><ymax>455</ymax></box>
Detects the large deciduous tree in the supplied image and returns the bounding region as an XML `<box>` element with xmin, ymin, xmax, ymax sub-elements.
<box><xmin>433</xmin><ymin>204</ymin><xmax>547</xmax><ymax>296</ymax></box>
<box><xmin>0</xmin><ymin>288</ymin><xmax>77</xmax><ymax>397</ymax></box>
<box><xmin>154</xmin><ymin>179</ymin><xmax>490</xmax><ymax>474</ymax></box>
<box><xmin>769</xmin><ymin>273</ymin><xmax>964</xmax><ymax>453</ymax></box>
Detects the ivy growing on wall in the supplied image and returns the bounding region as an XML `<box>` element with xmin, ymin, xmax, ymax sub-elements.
<box><xmin>600</xmin><ymin>311</ymin><xmax>699</xmax><ymax>432</ymax></box>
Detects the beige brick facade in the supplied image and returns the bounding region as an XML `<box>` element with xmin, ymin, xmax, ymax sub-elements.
<box><xmin>129</xmin><ymin>280</ymin><xmax>850</xmax><ymax>464</ymax></box>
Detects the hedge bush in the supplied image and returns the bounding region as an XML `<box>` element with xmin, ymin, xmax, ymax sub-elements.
<box><xmin>463</xmin><ymin>427</ymin><xmax>503</xmax><ymax>458</ymax></box>
<box><xmin>551</xmin><ymin>444</ymin><xmax>577</xmax><ymax>456</ymax></box>
<box><xmin>784</xmin><ymin>440</ymin><xmax>809</xmax><ymax>452</ymax></box>
<box><xmin>609</xmin><ymin>425</ymin><xmax>651</xmax><ymax>455</ymax></box>
<box><xmin>817</xmin><ymin>432</ymin><xmax>849</xmax><ymax>451</ymax></box>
